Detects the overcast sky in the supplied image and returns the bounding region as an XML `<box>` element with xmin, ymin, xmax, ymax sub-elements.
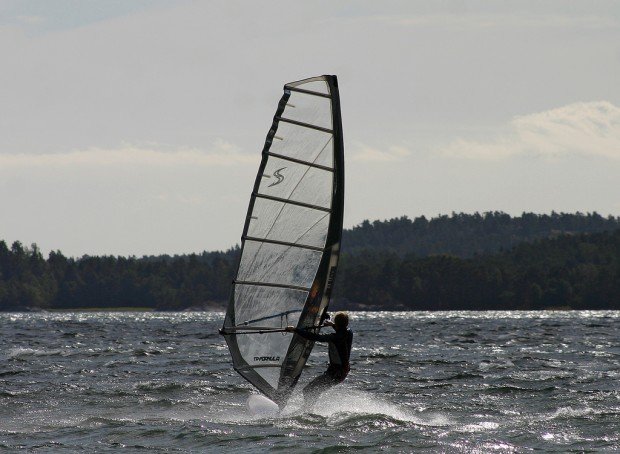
<box><xmin>1</xmin><ymin>0</ymin><xmax>619</xmax><ymax>257</ymax></box>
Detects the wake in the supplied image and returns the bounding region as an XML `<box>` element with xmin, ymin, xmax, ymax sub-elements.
<box><xmin>239</xmin><ymin>387</ymin><xmax>452</xmax><ymax>428</ymax></box>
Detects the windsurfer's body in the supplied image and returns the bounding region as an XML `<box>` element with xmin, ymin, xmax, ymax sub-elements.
<box><xmin>286</xmin><ymin>312</ymin><xmax>353</xmax><ymax>405</ymax></box>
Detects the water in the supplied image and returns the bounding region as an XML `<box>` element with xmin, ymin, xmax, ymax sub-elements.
<box><xmin>1</xmin><ymin>311</ymin><xmax>619</xmax><ymax>452</ymax></box>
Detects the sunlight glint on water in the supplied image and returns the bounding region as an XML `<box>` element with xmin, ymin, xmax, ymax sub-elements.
<box><xmin>1</xmin><ymin>311</ymin><xmax>618</xmax><ymax>451</ymax></box>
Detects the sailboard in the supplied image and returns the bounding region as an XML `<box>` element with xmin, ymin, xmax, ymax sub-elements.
<box><xmin>219</xmin><ymin>75</ymin><xmax>345</xmax><ymax>407</ymax></box>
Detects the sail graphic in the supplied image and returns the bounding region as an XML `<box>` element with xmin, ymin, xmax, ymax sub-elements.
<box><xmin>220</xmin><ymin>75</ymin><xmax>344</xmax><ymax>406</ymax></box>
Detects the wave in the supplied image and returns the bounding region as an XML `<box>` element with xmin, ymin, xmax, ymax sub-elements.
<box><xmin>237</xmin><ymin>388</ymin><xmax>454</xmax><ymax>430</ymax></box>
<box><xmin>5</xmin><ymin>347</ymin><xmax>64</xmax><ymax>358</ymax></box>
<box><xmin>132</xmin><ymin>348</ymin><xmax>164</xmax><ymax>357</ymax></box>
<box><xmin>485</xmin><ymin>384</ymin><xmax>557</xmax><ymax>393</ymax></box>
<box><xmin>0</xmin><ymin>370</ymin><xmax>24</xmax><ymax>377</ymax></box>
<box><xmin>134</xmin><ymin>381</ymin><xmax>188</xmax><ymax>393</ymax></box>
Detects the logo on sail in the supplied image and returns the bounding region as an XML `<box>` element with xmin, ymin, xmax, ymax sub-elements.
<box><xmin>325</xmin><ymin>266</ymin><xmax>338</xmax><ymax>297</ymax></box>
<box><xmin>268</xmin><ymin>167</ymin><xmax>286</xmax><ymax>187</ymax></box>
<box><xmin>254</xmin><ymin>356</ymin><xmax>281</xmax><ymax>362</ymax></box>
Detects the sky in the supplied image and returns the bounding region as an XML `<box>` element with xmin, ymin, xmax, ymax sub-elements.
<box><xmin>1</xmin><ymin>0</ymin><xmax>619</xmax><ymax>257</ymax></box>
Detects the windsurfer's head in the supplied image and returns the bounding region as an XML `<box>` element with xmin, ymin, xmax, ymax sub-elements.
<box><xmin>334</xmin><ymin>311</ymin><xmax>349</xmax><ymax>330</ymax></box>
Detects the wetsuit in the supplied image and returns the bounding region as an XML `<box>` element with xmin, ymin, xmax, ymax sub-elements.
<box><xmin>294</xmin><ymin>326</ymin><xmax>353</xmax><ymax>402</ymax></box>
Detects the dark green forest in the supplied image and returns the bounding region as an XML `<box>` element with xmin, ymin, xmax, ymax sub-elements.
<box><xmin>343</xmin><ymin>211</ymin><xmax>620</xmax><ymax>257</ymax></box>
<box><xmin>1</xmin><ymin>212</ymin><xmax>619</xmax><ymax>311</ymax></box>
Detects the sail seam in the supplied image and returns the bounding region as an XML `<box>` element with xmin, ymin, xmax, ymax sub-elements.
<box><xmin>253</xmin><ymin>193</ymin><xmax>331</xmax><ymax>213</ymax></box>
<box><xmin>234</xmin><ymin>280</ymin><xmax>311</xmax><ymax>292</ymax></box>
<box><xmin>266</xmin><ymin>152</ymin><xmax>334</xmax><ymax>172</ymax></box>
<box><xmin>276</xmin><ymin>117</ymin><xmax>333</xmax><ymax>134</ymax></box>
<box><xmin>243</xmin><ymin>236</ymin><xmax>325</xmax><ymax>252</ymax></box>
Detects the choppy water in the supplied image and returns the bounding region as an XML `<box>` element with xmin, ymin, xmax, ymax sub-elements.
<box><xmin>1</xmin><ymin>311</ymin><xmax>619</xmax><ymax>452</ymax></box>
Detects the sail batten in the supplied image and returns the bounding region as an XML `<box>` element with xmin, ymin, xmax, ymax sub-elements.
<box><xmin>242</xmin><ymin>235</ymin><xmax>326</xmax><ymax>252</ymax></box>
<box><xmin>233</xmin><ymin>280</ymin><xmax>312</xmax><ymax>292</ymax></box>
<box><xmin>265</xmin><ymin>152</ymin><xmax>335</xmax><ymax>172</ymax></box>
<box><xmin>276</xmin><ymin>116</ymin><xmax>334</xmax><ymax>134</ymax></box>
<box><xmin>221</xmin><ymin>75</ymin><xmax>344</xmax><ymax>406</ymax></box>
<box><xmin>253</xmin><ymin>193</ymin><xmax>332</xmax><ymax>213</ymax></box>
<box><xmin>285</xmin><ymin>86</ymin><xmax>332</xmax><ymax>98</ymax></box>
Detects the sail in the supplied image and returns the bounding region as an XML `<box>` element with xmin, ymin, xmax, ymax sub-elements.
<box><xmin>220</xmin><ymin>75</ymin><xmax>344</xmax><ymax>405</ymax></box>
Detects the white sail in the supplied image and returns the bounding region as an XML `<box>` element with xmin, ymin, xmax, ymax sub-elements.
<box><xmin>220</xmin><ymin>75</ymin><xmax>345</xmax><ymax>405</ymax></box>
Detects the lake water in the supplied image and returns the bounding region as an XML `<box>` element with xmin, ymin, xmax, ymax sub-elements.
<box><xmin>1</xmin><ymin>311</ymin><xmax>619</xmax><ymax>452</ymax></box>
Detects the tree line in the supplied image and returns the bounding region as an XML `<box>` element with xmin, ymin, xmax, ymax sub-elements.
<box><xmin>343</xmin><ymin>211</ymin><xmax>620</xmax><ymax>257</ymax></box>
<box><xmin>1</xmin><ymin>212</ymin><xmax>619</xmax><ymax>311</ymax></box>
<box><xmin>0</xmin><ymin>243</ymin><xmax>237</xmax><ymax>311</ymax></box>
<box><xmin>334</xmin><ymin>229</ymin><xmax>620</xmax><ymax>311</ymax></box>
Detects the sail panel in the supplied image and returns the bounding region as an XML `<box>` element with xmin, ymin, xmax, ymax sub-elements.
<box><xmin>281</xmin><ymin>91</ymin><xmax>332</xmax><ymax>130</ymax></box>
<box><xmin>237</xmin><ymin>240</ymin><xmax>322</xmax><ymax>288</ymax></box>
<box><xmin>269</xmin><ymin>122</ymin><xmax>334</xmax><ymax>168</ymax></box>
<box><xmin>253</xmin><ymin>367</ymin><xmax>280</xmax><ymax>389</ymax></box>
<box><xmin>286</xmin><ymin>78</ymin><xmax>330</xmax><ymax>95</ymax></box>
<box><xmin>232</xmin><ymin>284</ymin><xmax>306</xmax><ymax>388</ymax></box>
<box><xmin>233</xmin><ymin>284</ymin><xmax>306</xmax><ymax>328</ymax></box>
<box><xmin>258</xmin><ymin>156</ymin><xmax>333</xmax><ymax>209</ymax></box>
<box><xmin>246</xmin><ymin>198</ymin><xmax>330</xmax><ymax>249</ymax></box>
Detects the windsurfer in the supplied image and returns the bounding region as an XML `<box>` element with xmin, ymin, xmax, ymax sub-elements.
<box><xmin>285</xmin><ymin>311</ymin><xmax>353</xmax><ymax>405</ymax></box>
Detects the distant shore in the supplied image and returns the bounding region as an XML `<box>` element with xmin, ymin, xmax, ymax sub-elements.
<box><xmin>2</xmin><ymin>212</ymin><xmax>620</xmax><ymax>312</ymax></box>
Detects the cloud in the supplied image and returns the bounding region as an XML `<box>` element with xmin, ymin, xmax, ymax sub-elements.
<box><xmin>371</xmin><ymin>12</ymin><xmax>619</xmax><ymax>31</ymax></box>
<box><xmin>0</xmin><ymin>139</ymin><xmax>257</xmax><ymax>169</ymax></box>
<box><xmin>348</xmin><ymin>8</ymin><xmax>619</xmax><ymax>31</ymax></box>
<box><xmin>16</xmin><ymin>15</ymin><xmax>46</xmax><ymax>25</ymax></box>
<box><xmin>351</xmin><ymin>143</ymin><xmax>412</xmax><ymax>162</ymax></box>
<box><xmin>442</xmin><ymin>101</ymin><xmax>620</xmax><ymax>160</ymax></box>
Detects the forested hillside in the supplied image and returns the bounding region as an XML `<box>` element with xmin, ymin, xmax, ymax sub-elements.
<box><xmin>344</xmin><ymin>211</ymin><xmax>620</xmax><ymax>257</ymax></box>
<box><xmin>334</xmin><ymin>229</ymin><xmax>620</xmax><ymax>311</ymax></box>
<box><xmin>1</xmin><ymin>212</ymin><xmax>619</xmax><ymax>311</ymax></box>
<box><xmin>0</xmin><ymin>243</ymin><xmax>237</xmax><ymax>311</ymax></box>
